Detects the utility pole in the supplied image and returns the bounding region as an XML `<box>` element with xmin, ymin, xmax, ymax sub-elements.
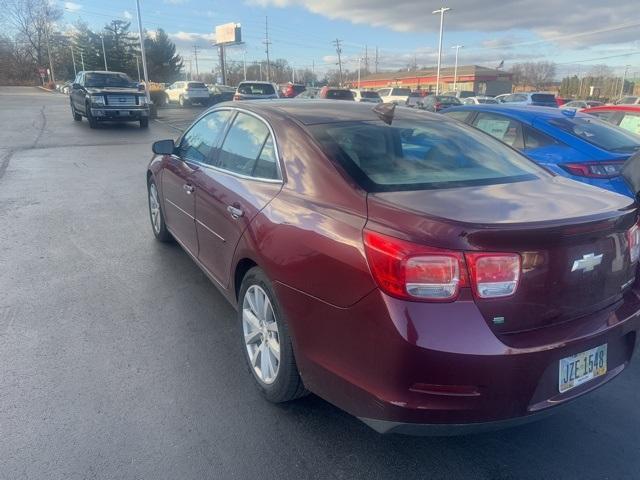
<box><xmin>80</xmin><ymin>51</ymin><xmax>85</xmax><ymax>70</ymax></box>
<box><xmin>358</xmin><ymin>55</ymin><xmax>361</xmax><ymax>88</ymax></box>
<box><xmin>364</xmin><ymin>45</ymin><xmax>369</xmax><ymax>72</ymax></box>
<box><xmin>432</xmin><ymin>6</ymin><xmax>451</xmax><ymax>95</ymax></box>
<box><xmin>259</xmin><ymin>62</ymin><xmax>263</xmax><ymax>81</ymax></box>
<box><xmin>45</xmin><ymin>22</ymin><xmax>56</xmax><ymax>83</ymax></box>
<box><xmin>620</xmin><ymin>65</ymin><xmax>630</xmax><ymax>98</ymax></box>
<box><xmin>451</xmin><ymin>44</ymin><xmax>463</xmax><ymax>91</ymax></box>
<box><xmin>135</xmin><ymin>0</ymin><xmax>151</xmax><ymax>102</ymax></box>
<box><xmin>243</xmin><ymin>50</ymin><xmax>247</xmax><ymax>81</ymax></box>
<box><xmin>193</xmin><ymin>45</ymin><xmax>200</xmax><ymax>78</ymax></box>
<box><xmin>375</xmin><ymin>46</ymin><xmax>379</xmax><ymax>73</ymax></box>
<box><xmin>333</xmin><ymin>39</ymin><xmax>343</xmax><ymax>86</ymax></box>
<box><xmin>101</xmin><ymin>34</ymin><xmax>108</xmax><ymax>71</ymax></box>
<box><xmin>292</xmin><ymin>64</ymin><xmax>295</xmax><ymax>83</ymax></box>
<box><xmin>263</xmin><ymin>16</ymin><xmax>272</xmax><ymax>82</ymax></box>
<box><xmin>219</xmin><ymin>44</ymin><xmax>226</xmax><ymax>84</ymax></box>
<box><xmin>312</xmin><ymin>60</ymin><xmax>315</xmax><ymax>87</ymax></box>
<box><xmin>70</xmin><ymin>47</ymin><xmax>77</xmax><ymax>76</ymax></box>
<box><xmin>136</xmin><ymin>56</ymin><xmax>141</xmax><ymax>81</ymax></box>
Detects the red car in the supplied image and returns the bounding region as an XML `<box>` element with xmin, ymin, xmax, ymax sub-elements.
<box><xmin>146</xmin><ymin>101</ymin><xmax>640</xmax><ymax>434</ymax></box>
<box><xmin>584</xmin><ymin>105</ymin><xmax>640</xmax><ymax>136</ymax></box>
<box><xmin>318</xmin><ymin>86</ymin><xmax>354</xmax><ymax>100</ymax></box>
<box><xmin>280</xmin><ymin>83</ymin><xmax>306</xmax><ymax>98</ymax></box>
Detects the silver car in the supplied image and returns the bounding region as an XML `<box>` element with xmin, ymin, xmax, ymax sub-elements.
<box><xmin>234</xmin><ymin>81</ymin><xmax>280</xmax><ymax>100</ymax></box>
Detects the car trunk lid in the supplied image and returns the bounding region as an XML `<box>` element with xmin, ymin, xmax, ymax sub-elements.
<box><xmin>366</xmin><ymin>176</ymin><xmax>638</xmax><ymax>334</ymax></box>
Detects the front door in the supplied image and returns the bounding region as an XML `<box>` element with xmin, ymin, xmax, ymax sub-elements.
<box><xmin>161</xmin><ymin>156</ymin><xmax>198</xmax><ymax>255</ymax></box>
<box><xmin>192</xmin><ymin>111</ymin><xmax>283</xmax><ymax>288</ymax></box>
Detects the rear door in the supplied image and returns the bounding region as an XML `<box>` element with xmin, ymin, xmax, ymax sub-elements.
<box><xmin>471</xmin><ymin>112</ymin><xmax>524</xmax><ymax>149</ymax></box>
<box><xmin>191</xmin><ymin>110</ymin><xmax>283</xmax><ymax>287</ymax></box>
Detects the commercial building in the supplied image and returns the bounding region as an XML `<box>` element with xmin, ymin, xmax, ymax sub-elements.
<box><xmin>353</xmin><ymin>65</ymin><xmax>513</xmax><ymax>96</ymax></box>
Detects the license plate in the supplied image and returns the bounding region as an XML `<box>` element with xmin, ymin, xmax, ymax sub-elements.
<box><xmin>116</xmin><ymin>111</ymin><xmax>130</xmax><ymax>116</ymax></box>
<box><xmin>559</xmin><ymin>344</ymin><xmax>607</xmax><ymax>393</ymax></box>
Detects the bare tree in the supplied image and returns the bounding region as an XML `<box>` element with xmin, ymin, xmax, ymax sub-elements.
<box><xmin>510</xmin><ymin>61</ymin><xmax>556</xmax><ymax>90</ymax></box>
<box><xmin>588</xmin><ymin>64</ymin><xmax>614</xmax><ymax>79</ymax></box>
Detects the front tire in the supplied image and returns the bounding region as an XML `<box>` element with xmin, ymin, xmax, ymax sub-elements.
<box><xmin>239</xmin><ymin>267</ymin><xmax>307</xmax><ymax>403</ymax></box>
<box><xmin>140</xmin><ymin>118</ymin><xmax>149</xmax><ymax>129</ymax></box>
<box><xmin>71</xmin><ymin>102</ymin><xmax>82</xmax><ymax>121</ymax></box>
<box><xmin>86</xmin><ymin>104</ymin><xmax>98</xmax><ymax>129</ymax></box>
<box><xmin>179</xmin><ymin>96</ymin><xmax>188</xmax><ymax>107</ymax></box>
<box><xmin>147</xmin><ymin>179</ymin><xmax>172</xmax><ymax>242</ymax></box>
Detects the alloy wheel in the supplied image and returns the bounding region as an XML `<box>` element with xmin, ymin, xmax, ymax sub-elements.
<box><xmin>242</xmin><ymin>285</ymin><xmax>281</xmax><ymax>385</ymax></box>
<box><xmin>148</xmin><ymin>183</ymin><xmax>162</xmax><ymax>235</ymax></box>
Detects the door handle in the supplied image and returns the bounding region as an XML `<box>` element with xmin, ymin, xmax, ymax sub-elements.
<box><xmin>227</xmin><ymin>205</ymin><xmax>244</xmax><ymax>219</ymax></box>
<box><xmin>183</xmin><ymin>184</ymin><xmax>195</xmax><ymax>195</ymax></box>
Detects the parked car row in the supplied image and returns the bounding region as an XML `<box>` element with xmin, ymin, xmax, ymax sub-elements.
<box><xmin>145</xmin><ymin>99</ymin><xmax>640</xmax><ymax>435</ymax></box>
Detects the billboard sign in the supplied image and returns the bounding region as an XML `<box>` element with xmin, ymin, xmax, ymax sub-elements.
<box><xmin>215</xmin><ymin>23</ymin><xmax>241</xmax><ymax>45</ymax></box>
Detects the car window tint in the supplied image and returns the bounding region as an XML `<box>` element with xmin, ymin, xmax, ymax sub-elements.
<box><xmin>472</xmin><ymin>113</ymin><xmax>522</xmax><ymax>148</ymax></box>
<box><xmin>549</xmin><ymin>116</ymin><xmax>640</xmax><ymax>153</ymax></box>
<box><xmin>253</xmin><ymin>136</ymin><xmax>279</xmax><ymax>179</ymax></box>
<box><xmin>523</xmin><ymin>126</ymin><xmax>558</xmax><ymax>149</ymax></box>
<box><xmin>218</xmin><ymin>113</ymin><xmax>270</xmax><ymax>176</ymax></box>
<box><xmin>309</xmin><ymin>119</ymin><xmax>542</xmax><ymax>192</ymax></box>
<box><xmin>619</xmin><ymin>113</ymin><xmax>640</xmax><ymax>135</ymax></box>
<box><xmin>586</xmin><ymin>110</ymin><xmax>617</xmax><ymax>123</ymax></box>
<box><xmin>179</xmin><ymin>110</ymin><xmax>232</xmax><ymax>164</ymax></box>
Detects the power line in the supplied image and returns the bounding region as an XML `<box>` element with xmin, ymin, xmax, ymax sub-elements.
<box><xmin>193</xmin><ymin>45</ymin><xmax>199</xmax><ymax>77</ymax></box>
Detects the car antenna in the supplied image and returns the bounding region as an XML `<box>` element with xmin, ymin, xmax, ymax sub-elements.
<box><xmin>373</xmin><ymin>102</ymin><xmax>395</xmax><ymax>125</ymax></box>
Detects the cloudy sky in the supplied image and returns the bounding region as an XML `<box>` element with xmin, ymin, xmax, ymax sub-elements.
<box><xmin>61</xmin><ymin>0</ymin><xmax>640</xmax><ymax>78</ymax></box>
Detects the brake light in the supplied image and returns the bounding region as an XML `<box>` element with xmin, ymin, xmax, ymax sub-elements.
<box><xmin>465</xmin><ymin>253</ymin><xmax>521</xmax><ymax>298</ymax></box>
<box><xmin>434</xmin><ymin>102</ymin><xmax>442</xmax><ymax>110</ymax></box>
<box><xmin>233</xmin><ymin>94</ymin><xmax>241</xmax><ymax>101</ymax></box>
<box><xmin>628</xmin><ymin>224</ymin><xmax>640</xmax><ymax>263</ymax></box>
<box><xmin>560</xmin><ymin>161</ymin><xmax>624</xmax><ymax>178</ymax></box>
<box><xmin>364</xmin><ymin>230</ymin><xmax>467</xmax><ymax>301</ymax></box>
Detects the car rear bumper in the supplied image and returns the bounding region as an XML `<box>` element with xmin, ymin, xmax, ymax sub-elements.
<box><xmin>91</xmin><ymin>107</ymin><xmax>149</xmax><ymax>120</ymax></box>
<box><xmin>276</xmin><ymin>283</ymin><xmax>640</xmax><ymax>434</ymax></box>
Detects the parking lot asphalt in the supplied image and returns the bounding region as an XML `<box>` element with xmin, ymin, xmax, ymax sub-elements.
<box><xmin>1</xmin><ymin>86</ymin><xmax>639</xmax><ymax>480</ymax></box>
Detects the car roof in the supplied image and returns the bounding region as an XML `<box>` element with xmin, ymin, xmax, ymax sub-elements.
<box><xmin>239</xmin><ymin>81</ymin><xmax>273</xmax><ymax>84</ymax></box>
<box><xmin>446</xmin><ymin>104</ymin><xmax>576</xmax><ymax>120</ymax></box>
<box><xmin>215</xmin><ymin>100</ymin><xmax>444</xmax><ymax>125</ymax></box>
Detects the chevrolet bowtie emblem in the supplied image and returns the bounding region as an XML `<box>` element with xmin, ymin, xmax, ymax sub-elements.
<box><xmin>571</xmin><ymin>253</ymin><xmax>603</xmax><ymax>273</ymax></box>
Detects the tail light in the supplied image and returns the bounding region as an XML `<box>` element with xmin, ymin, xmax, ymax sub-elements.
<box><xmin>560</xmin><ymin>161</ymin><xmax>624</xmax><ymax>178</ymax></box>
<box><xmin>434</xmin><ymin>102</ymin><xmax>442</xmax><ymax>110</ymax></box>
<box><xmin>233</xmin><ymin>94</ymin><xmax>241</xmax><ymax>101</ymax></box>
<box><xmin>465</xmin><ymin>253</ymin><xmax>520</xmax><ymax>298</ymax></box>
<box><xmin>628</xmin><ymin>224</ymin><xmax>640</xmax><ymax>263</ymax></box>
<box><xmin>363</xmin><ymin>230</ymin><xmax>521</xmax><ymax>302</ymax></box>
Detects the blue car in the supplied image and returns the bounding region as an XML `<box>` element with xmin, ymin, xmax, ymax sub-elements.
<box><xmin>443</xmin><ymin>105</ymin><xmax>640</xmax><ymax>197</ymax></box>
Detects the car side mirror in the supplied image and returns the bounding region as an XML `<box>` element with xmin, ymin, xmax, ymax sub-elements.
<box><xmin>152</xmin><ymin>139</ymin><xmax>175</xmax><ymax>155</ymax></box>
<box><xmin>137</xmin><ymin>83</ymin><xmax>145</xmax><ymax>92</ymax></box>
<box><xmin>621</xmin><ymin>151</ymin><xmax>640</xmax><ymax>199</ymax></box>
<box><xmin>72</xmin><ymin>83</ymin><xmax>81</xmax><ymax>89</ymax></box>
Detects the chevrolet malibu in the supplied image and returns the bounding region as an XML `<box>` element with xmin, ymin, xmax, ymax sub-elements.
<box><xmin>146</xmin><ymin>101</ymin><xmax>640</xmax><ymax>434</ymax></box>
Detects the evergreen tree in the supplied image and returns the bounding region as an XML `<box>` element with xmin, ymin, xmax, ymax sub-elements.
<box><xmin>102</xmin><ymin>20</ymin><xmax>139</xmax><ymax>77</ymax></box>
<box><xmin>144</xmin><ymin>29</ymin><xmax>183</xmax><ymax>83</ymax></box>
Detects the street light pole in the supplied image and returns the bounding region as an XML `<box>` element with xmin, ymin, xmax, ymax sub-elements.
<box><xmin>135</xmin><ymin>0</ymin><xmax>151</xmax><ymax>102</ymax></box>
<box><xmin>80</xmin><ymin>51</ymin><xmax>85</xmax><ymax>70</ymax></box>
<box><xmin>451</xmin><ymin>44</ymin><xmax>462</xmax><ymax>92</ymax></box>
<box><xmin>100</xmin><ymin>34</ymin><xmax>108</xmax><ymax>71</ymax></box>
<box><xmin>432</xmin><ymin>7</ymin><xmax>450</xmax><ymax>96</ymax></box>
<box><xmin>70</xmin><ymin>47</ymin><xmax>77</xmax><ymax>76</ymax></box>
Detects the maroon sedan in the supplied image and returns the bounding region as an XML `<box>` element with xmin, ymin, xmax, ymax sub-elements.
<box><xmin>146</xmin><ymin>101</ymin><xmax>640</xmax><ymax>434</ymax></box>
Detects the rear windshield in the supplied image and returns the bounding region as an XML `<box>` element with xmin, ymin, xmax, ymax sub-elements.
<box><xmin>187</xmin><ymin>82</ymin><xmax>207</xmax><ymax>89</ymax></box>
<box><xmin>361</xmin><ymin>91</ymin><xmax>380</xmax><ymax>99</ymax></box>
<box><xmin>478</xmin><ymin>98</ymin><xmax>498</xmax><ymax>104</ymax></box>
<box><xmin>531</xmin><ymin>94</ymin><xmax>556</xmax><ymax>103</ymax></box>
<box><xmin>293</xmin><ymin>85</ymin><xmax>306</xmax><ymax>93</ymax></box>
<box><xmin>326</xmin><ymin>89</ymin><xmax>354</xmax><ymax>100</ymax></box>
<box><xmin>437</xmin><ymin>96</ymin><xmax>462</xmax><ymax>105</ymax></box>
<box><xmin>458</xmin><ymin>91</ymin><xmax>476</xmax><ymax>99</ymax></box>
<box><xmin>392</xmin><ymin>88</ymin><xmax>411</xmax><ymax>96</ymax></box>
<box><xmin>549</xmin><ymin>116</ymin><xmax>640</xmax><ymax>153</ymax></box>
<box><xmin>84</xmin><ymin>72</ymin><xmax>133</xmax><ymax>88</ymax></box>
<box><xmin>309</xmin><ymin>118</ymin><xmax>543</xmax><ymax>192</ymax></box>
<box><xmin>238</xmin><ymin>83</ymin><xmax>276</xmax><ymax>95</ymax></box>
<box><xmin>618</xmin><ymin>97</ymin><xmax>638</xmax><ymax>105</ymax></box>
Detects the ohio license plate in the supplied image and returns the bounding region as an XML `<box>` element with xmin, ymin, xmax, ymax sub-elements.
<box><xmin>559</xmin><ymin>344</ymin><xmax>607</xmax><ymax>393</ymax></box>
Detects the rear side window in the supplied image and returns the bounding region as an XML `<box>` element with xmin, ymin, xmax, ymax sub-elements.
<box><xmin>361</xmin><ymin>91</ymin><xmax>380</xmax><ymax>99</ymax></box>
<box><xmin>472</xmin><ymin>112</ymin><xmax>522</xmax><ymax>148</ymax></box>
<box><xmin>587</xmin><ymin>110</ymin><xmax>618</xmax><ymax>123</ymax></box>
<box><xmin>391</xmin><ymin>88</ymin><xmax>411</xmax><ymax>96</ymax></box>
<box><xmin>548</xmin><ymin>116</ymin><xmax>640</xmax><ymax>153</ymax></box>
<box><xmin>218</xmin><ymin>112</ymin><xmax>278</xmax><ymax>178</ymax></box>
<box><xmin>179</xmin><ymin>110</ymin><xmax>232</xmax><ymax>164</ymax></box>
<box><xmin>619</xmin><ymin>113</ymin><xmax>640</xmax><ymax>136</ymax></box>
<box><xmin>443</xmin><ymin>111</ymin><xmax>471</xmax><ymax>122</ymax></box>
<box><xmin>309</xmin><ymin>118</ymin><xmax>542</xmax><ymax>192</ymax></box>
<box><xmin>523</xmin><ymin>126</ymin><xmax>558</xmax><ymax>150</ymax></box>
<box><xmin>238</xmin><ymin>83</ymin><xmax>275</xmax><ymax>95</ymax></box>
<box><xmin>188</xmin><ymin>82</ymin><xmax>207</xmax><ymax>89</ymax></box>
<box><xmin>531</xmin><ymin>94</ymin><xmax>556</xmax><ymax>103</ymax></box>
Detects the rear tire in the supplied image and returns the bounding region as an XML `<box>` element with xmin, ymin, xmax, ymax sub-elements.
<box><xmin>238</xmin><ymin>267</ymin><xmax>308</xmax><ymax>403</ymax></box>
<box><xmin>140</xmin><ymin>118</ymin><xmax>149</xmax><ymax>129</ymax></box>
<box><xmin>179</xmin><ymin>96</ymin><xmax>188</xmax><ymax>108</ymax></box>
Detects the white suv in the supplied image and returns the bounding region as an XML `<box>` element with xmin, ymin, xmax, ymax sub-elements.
<box><xmin>165</xmin><ymin>81</ymin><xmax>210</xmax><ymax>107</ymax></box>
<box><xmin>377</xmin><ymin>87</ymin><xmax>411</xmax><ymax>104</ymax></box>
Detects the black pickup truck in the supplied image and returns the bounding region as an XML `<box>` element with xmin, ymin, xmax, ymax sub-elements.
<box><xmin>70</xmin><ymin>71</ymin><xmax>150</xmax><ymax>129</ymax></box>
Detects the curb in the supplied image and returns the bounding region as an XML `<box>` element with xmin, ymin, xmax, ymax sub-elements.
<box><xmin>37</xmin><ymin>86</ymin><xmax>59</xmax><ymax>93</ymax></box>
